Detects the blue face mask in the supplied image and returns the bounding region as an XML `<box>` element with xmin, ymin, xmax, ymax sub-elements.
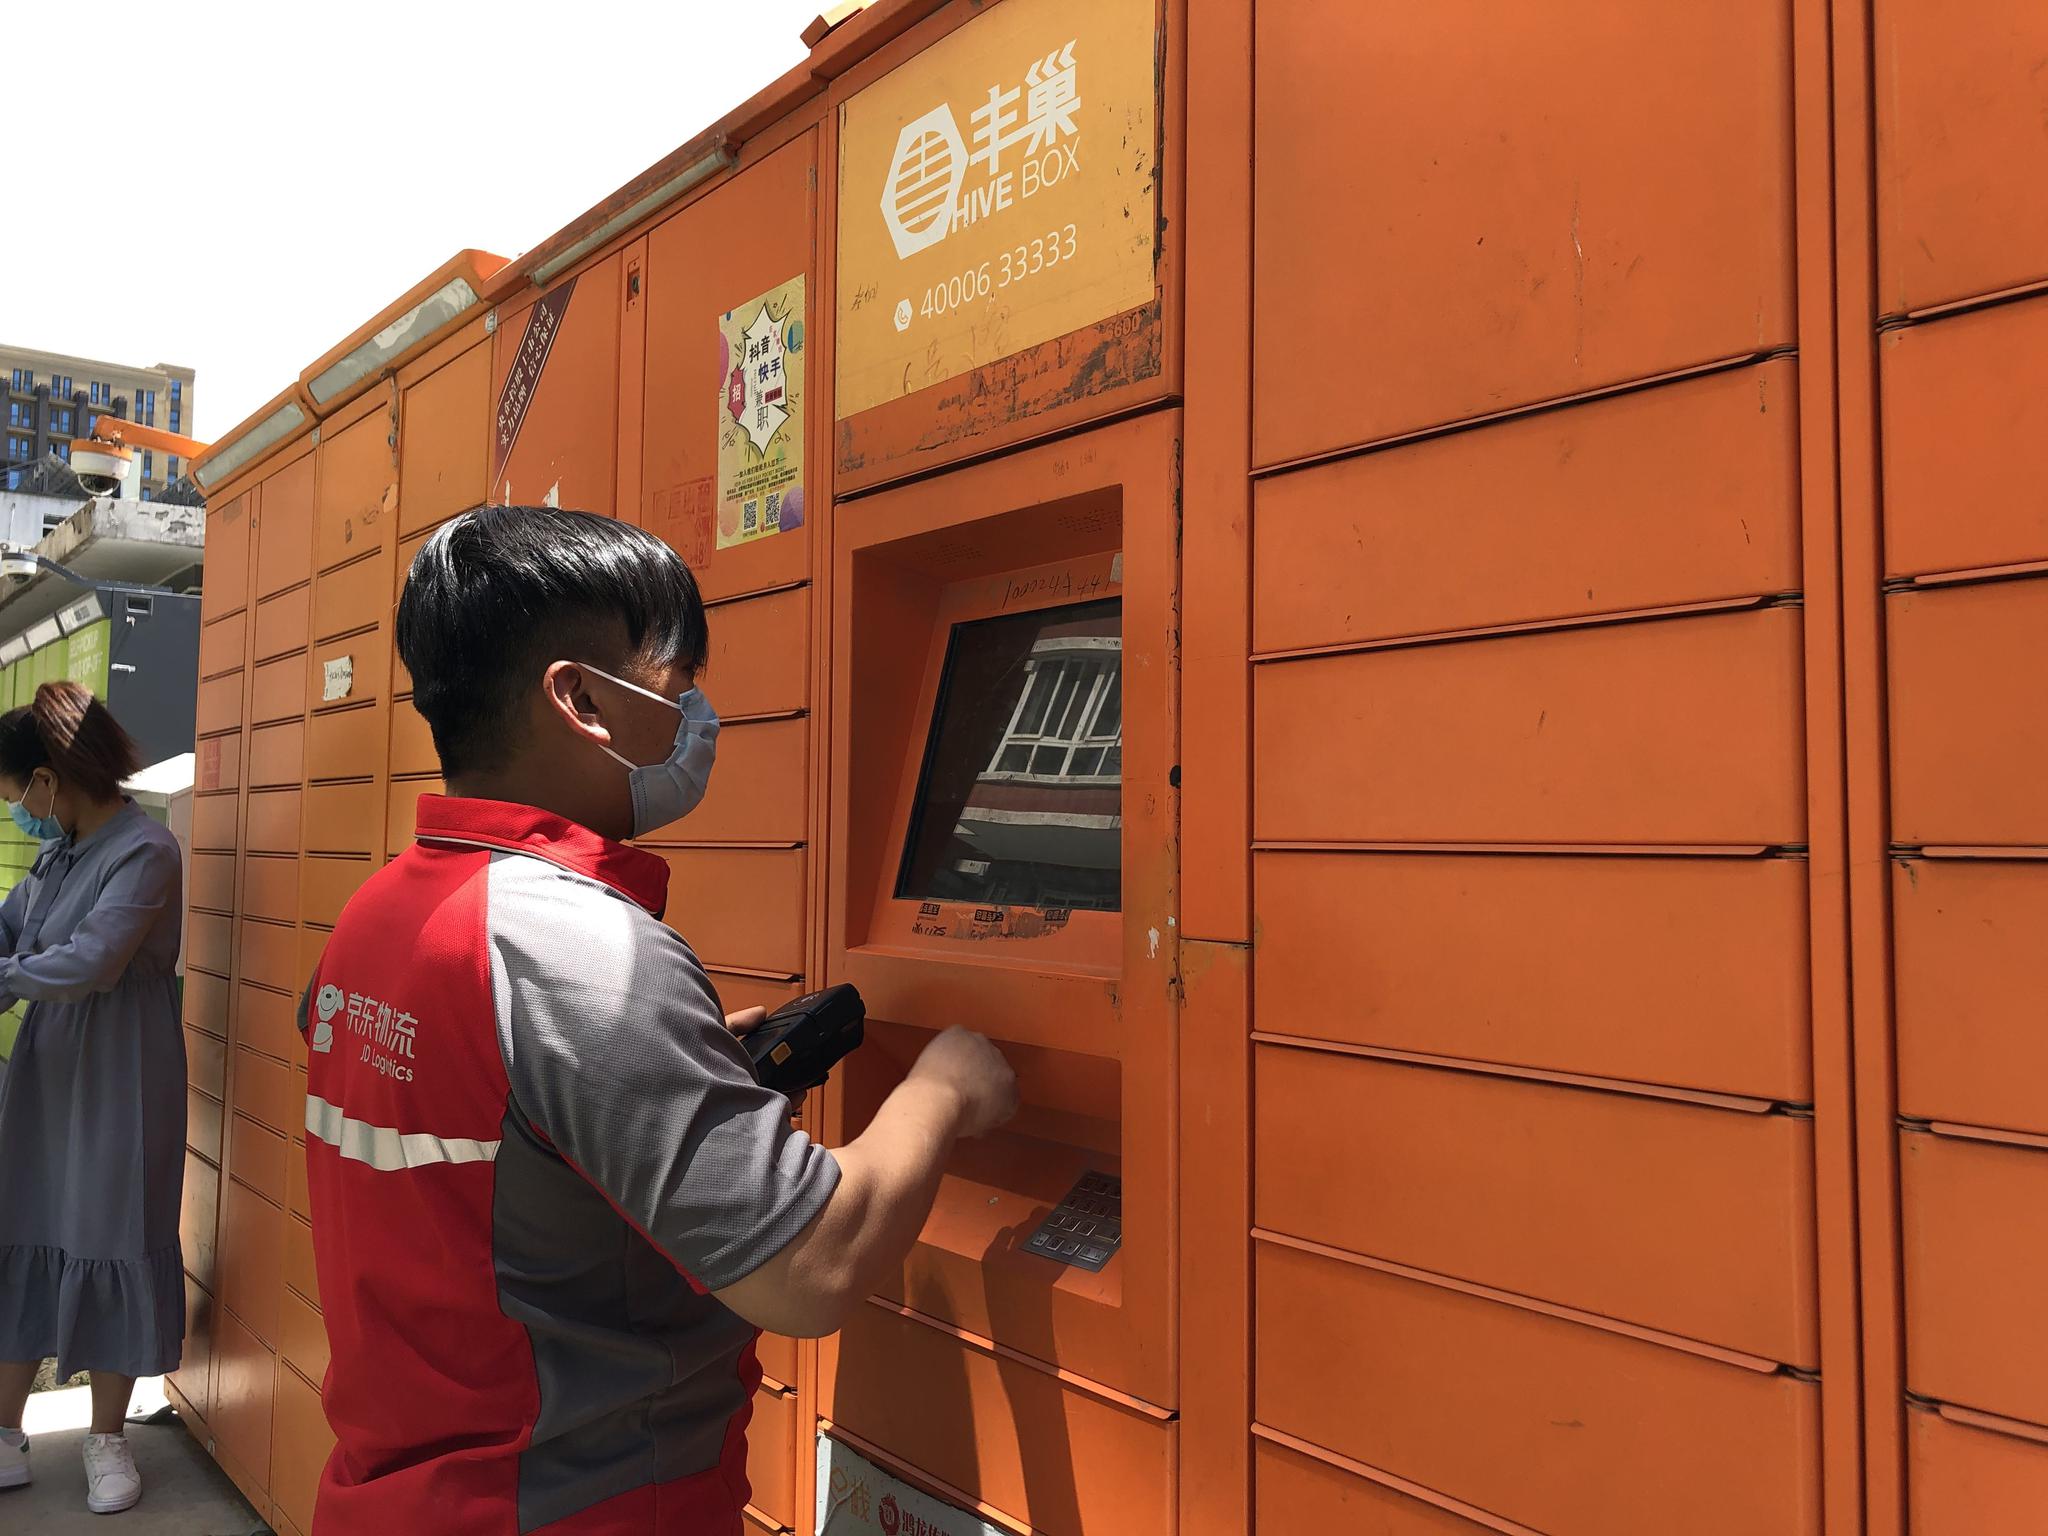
<box><xmin>10</xmin><ymin>774</ymin><xmax>62</xmax><ymax>842</ymax></box>
<box><xmin>579</xmin><ymin>663</ymin><xmax>720</xmax><ymax>839</ymax></box>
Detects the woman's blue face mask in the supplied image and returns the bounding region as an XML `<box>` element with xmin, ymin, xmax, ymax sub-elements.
<box><xmin>9</xmin><ymin>772</ymin><xmax>61</xmax><ymax>842</ymax></box>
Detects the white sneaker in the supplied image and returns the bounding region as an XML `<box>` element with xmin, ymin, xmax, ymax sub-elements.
<box><xmin>0</xmin><ymin>1426</ymin><xmax>27</xmax><ymax>1489</ymax></box>
<box><xmin>83</xmin><ymin>1432</ymin><xmax>140</xmax><ymax>1514</ymax></box>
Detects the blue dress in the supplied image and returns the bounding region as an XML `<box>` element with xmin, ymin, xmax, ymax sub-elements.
<box><xmin>0</xmin><ymin>800</ymin><xmax>185</xmax><ymax>1379</ymax></box>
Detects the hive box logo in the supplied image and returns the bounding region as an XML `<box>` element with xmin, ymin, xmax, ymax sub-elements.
<box><xmin>881</xmin><ymin>106</ymin><xmax>968</xmax><ymax>259</ymax></box>
<box><xmin>879</xmin><ymin>40</ymin><xmax>1080</xmax><ymax>260</ymax></box>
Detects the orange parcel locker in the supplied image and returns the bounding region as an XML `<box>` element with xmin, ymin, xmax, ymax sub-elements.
<box><xmin>396</xmin><ymin>322</ymin><xmax>493</xmax><ymax>540</ymax></box>
<box><xmin>1254</xmin><ymin>606</ymin><xmax>1808</xmax><ymax>848</ymax></box>
<box><xmin>1253</xmin><ymin>1238</ymin><xmax>1822</xmax><ymax>1536</ymax></box>
<box><xmin>1874</xmin><ymin>0</ymin><xmax>2048</xmax><ymax>314</ymax></box>
<box><xmin>1255</xmin><ymin>850</ymin><xmax>1813</xmax><ymax>1101</ymax></box>
<box><xmin>1900</xmin><ymin>1128</ymin><xmax>2048</xmax><ymax>1428</ymax></box>
<box><xmin>1254</xmin><ymin>1044</ymin><xmax>1819</xmax><ymax>1366</ymax></box>
<box><xmin>820</xmin><ymin>409</ymin><xmax>1180</xmax><ymax>1534</ymax></box>
<box><xmin>1252</xmin><ymin>0</ymin><xmax>1793</xmax><ymax>464</ymax></box>
<box><xmin>1880</xmin><ymin>296</ymin><xmax>2048</xmax><ymax>579</ymax></box>
<box><xmin>1894</xmin><ymin>856</ymin><xmax>2048</xmax><ymax>1137</ymax></box>
<box><xmin>1889</xmin><ymin>574</ymin><xmax>2048</xmax><ymax>846</ymax></box>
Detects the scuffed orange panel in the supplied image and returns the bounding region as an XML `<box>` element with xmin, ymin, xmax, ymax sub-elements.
<box><xmin>1255</xmin><ymin>850</ymin><xmax>1810</xmax><ymax>1099</ymax></box>
<box><xmin>705</xmin><ymin>588</ymin><xmax>810</xmax><ymax>717</ymax></box>
<box><xmin>248</xmin><ymin>721</ymin><xmax>307</xmax><ymax>789</ymax></box>
<box><xmin>199</xmin><ymin>615</ymin><xmax>243</xmax><ymax>681</ymax></box>
<box><xmin>1881</xmin><ymin>298</ymin><xmax>2048</xmax><ymax>578</ymax></box>
<box><xmin>251</xmin><ymin>655</ymin><xmax>308</xmax><ymax>726</ymax></box>
<box><xmin>313</xmin><ymin>556</ymin><xmax>391</xmax><ymax>644</ymax></box>
<box><xmin>197</xmin><ymin>675</ymin><xmax>244</xmax><ymax>738</ymax></box>
<box><xmin>1895</xmin><ymin>858</ymin><xmax>2048</xmax><ymax>1134</ymax></box>
<box><xmin>220</xmin><ymin>1173</ymin><xmax>284</xmax><ymax>1345</ymax></box>
<box><xmin>237</xmin><ymin>917</ymin><xmax>300</xmax><ymax>994</ymax></box>
<box><xmin>241</xmin><ymin>856</ymin><xmax>299</xmax><ymax>925</ymax></box>
<box><xmin>306</xmin><ymin>708</ymin><xmax>382</xmax><ymax>784</ymax></box>
<box><xmin>492</xmin><ymin>258</ymin><xmax>621</xmax><ymax>517</ymax></box>
<box><xmin>1254</xmin><ymin>0</ymin><xmax>1793</xmax><ymax>462</ymax></box>
<box><xmin>1254</xmin><ymin>1241</ymin><xmax>1821</xmax><ymax>1536</ymax></box>
<box><xmin>1874</xmin><ymin>0</ymin><xmax>2048</xmax><ymax>312</ymax></box>
<box><xmin>1254</xmin><ymin>362</ymin><xmax>1801</xmax><ymax>653</ymax></box>
<box><xmin>654</xmin><ymin>717</ymin><xmax>806</xmax><ymax>845</ymax></box>
<box><xmin>272</xmin><ymin>1360</ymin><xmax>335</xmax><ymax>1536</ymax></box>
<box><xmin>640</xmin><ymin>135</ymin><xmax>814</xmax><ymax>602</ymax></box>
<box><xmin>746</xmin><ymin>1385</ymin><xmax>797</xmax><ymax>1531</ymax></box>
<box><xmin>655</xmin><ymin>847</ymin><xmax>806</xmax><ymax>977</ymax></box>
<box><xmin>256</xmin><ymin>454</ymin><xmax>316</xmax><ymax>599</ymax></box>
<box><xmin>1889</xmin><ymin>578</ymin><xmax>2048</xmax><ymax>845</ymax></box>
<box><xmin>1254</xmin><ymin>1440</ymin><xmax>1490</xmax><ymax>1535</ymax></box>
<box><xmin>1253</xmin><ymin>609</ymin><xmax>1806</xmax><ymax>846</ymax></box>
<box><xmin>190</xmin><ymin>851</ymin><xmax>237</xmax><ymax>915</ymax></box>
<box><xmin>209</xmin><ymin>1308</ymin><xmax>276</xmax><ymax>1497</ymax></box>
<box><xmin>399</xmin><ymin>338</ymin><xmax>491</xmax><ymax>537</ymax></box>
<box><xmin>1255</xmin><ymin>1045</ymin><xmax>1818</xmax><ymax>1364</ymax></box>
<box><xmin>246</xmin><ymin>790</ymin><xmax>303</xmax><ymax>855</ymax></box>
<box><xmin>254</xmin><ymin>587</ymin><xmax>311</xmax><ymax>664</ymax></box>
<box><xmin>315</xmin><ymin>407</ymin><xmax>397</xmax><ymax>574</ymax></box>
<box><xmin>303</xmin><ymin>782</ymin><xmax>382</xmax><ymax>859</ymax></box>
<box><xmin>204</xmin><ymin>491</ymin><xmax>253</xmax><ymax>622</ymax></box>
<box><xmin>1908</xmin><ymin>1406</ymin><xmax>2048</xmax><ymax>1536</ymax></box>
<box><xmin>1901</xmin><ymin>1129</ymin><xmax>2048</xmax><ymax>1425</ymax></box>
<box><xmin>825</xmin><ymin>1303</ymin><xmax>1173</xmax><ymax>1536</ymax></box>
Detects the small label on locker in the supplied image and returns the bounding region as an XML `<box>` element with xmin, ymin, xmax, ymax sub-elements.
<box><xmin>817</xmin><ymin>1434</ymin><xmax>1008</xmax><ymax>1536</ymax></box>
<box><xmin>322</xmin><ymin>655</ymin><xmax>354</xmax><ymax>702</ymax></box>
<box><xmin>1023</xmin><ymin>1170</ymin><xmax>1123</xmax><ymax>1272</ymax></box>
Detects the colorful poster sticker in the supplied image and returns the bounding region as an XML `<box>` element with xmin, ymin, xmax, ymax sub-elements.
<box><xmin>716</xmin><ymin>274</ymin><xmax>806</xmax><ymax>550</ymax></box>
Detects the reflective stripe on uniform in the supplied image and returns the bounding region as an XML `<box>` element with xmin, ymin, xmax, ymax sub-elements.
<box><xmin>304</xmin><ymin>1094</ymin><xmax>501</xmax><ymax>1172</ymax></box>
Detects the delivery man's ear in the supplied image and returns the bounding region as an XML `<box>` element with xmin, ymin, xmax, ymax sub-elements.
<box><xmin>541</xmin><ymin>661</ymin><xmax>615</xmax><ymax>751</ymax></box>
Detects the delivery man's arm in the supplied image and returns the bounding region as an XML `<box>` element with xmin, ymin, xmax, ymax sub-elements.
<box><xmin>490</xmin><ymin>868</ymin><xmax>1015</xmax><ymax>1337</ymax></box>
<box><xmin>715</xmin><ymin>1026</ymin><xmax>1013</xmax><ymax>1335</ymax></box>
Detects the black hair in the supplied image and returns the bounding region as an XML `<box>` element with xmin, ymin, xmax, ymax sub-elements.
<box><xmin>396</xmin><ymin>505</ymin><xmax>708</xmax><ymax>779</ymax></box>
<box><xmin>0</xmin><ymin>681</ymin><xmax>142</xmax><ymax>802</ymax></box>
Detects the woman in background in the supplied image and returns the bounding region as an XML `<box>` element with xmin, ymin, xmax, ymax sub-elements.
<box><xmin>0</xmin><ymin>681</ymin><xmax>185</xmax><ymax>1516</ymax></box>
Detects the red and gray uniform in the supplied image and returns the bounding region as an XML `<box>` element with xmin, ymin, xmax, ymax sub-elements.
<box><xmin>295</xmin><ymin>795</ymin><xmax>838</xmax><ymax>1535</ymax></box>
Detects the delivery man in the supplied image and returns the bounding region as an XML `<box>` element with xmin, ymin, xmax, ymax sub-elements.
<box><xmin>296</xmin><ymin>504</ymin><xmax>1017</xmax><ymax>1535</ymax></box>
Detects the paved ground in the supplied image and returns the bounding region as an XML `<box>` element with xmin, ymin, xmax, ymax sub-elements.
<box><xmin>3</xmin><ymin>1379</ymin><xmax>266</xmax><ymax>1534</ymax></box>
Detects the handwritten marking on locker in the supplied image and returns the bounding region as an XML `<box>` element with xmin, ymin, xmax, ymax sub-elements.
<box><xmin>322</xmin><ymin>655</ymin><xmax>354</xmax><ymax>703</ymax></box>
<box><xmin>1002</xmin><ymin>565</ymin><xmax>1111</xmax><ymax>610</ymax></box>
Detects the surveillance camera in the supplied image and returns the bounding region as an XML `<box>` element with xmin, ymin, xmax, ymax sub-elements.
<box><xmin>69</xmin><ymin>441</ymin><xmax>132</xmax><ymax>498</ymax></box>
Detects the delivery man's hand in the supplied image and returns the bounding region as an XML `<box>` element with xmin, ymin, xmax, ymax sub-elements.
<box><xmin>711</xmin><ymin>1027</ymin><xmax>1018</xmax><ymax>1337</ymax></box>
<box><xmin>724</xmin><ymin>1007</ymin><xmax>768</xmax><ymax>1037</ymax></box>
<box><xmin>906</xmin><ymin>1027</ymin><xmax>1018</xmax><ymax>1138</ymax></box>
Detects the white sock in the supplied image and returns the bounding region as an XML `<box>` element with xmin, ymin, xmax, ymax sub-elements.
<box><xmin>0</xmin><ymin>1426</ymin><xmax>23</xmax><ymax>1446</ymax></box>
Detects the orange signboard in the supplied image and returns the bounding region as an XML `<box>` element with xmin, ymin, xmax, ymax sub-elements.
<box><xmin>835</xmin><ymin>0</ymin><xmax>1159</xmax><ymax>420</ymax></box>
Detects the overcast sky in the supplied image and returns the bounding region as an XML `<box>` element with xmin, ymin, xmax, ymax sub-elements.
<box><xmin>1</xmin><ymin>0</ymin><xmax>829</xmax><ymax>437</ymax></box>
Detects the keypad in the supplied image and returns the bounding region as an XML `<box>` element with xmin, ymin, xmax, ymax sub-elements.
<box><xmin>1023</xmin><ymin>1170</ymin><xmax>1123</xmax><ymax>1271</ymax></box>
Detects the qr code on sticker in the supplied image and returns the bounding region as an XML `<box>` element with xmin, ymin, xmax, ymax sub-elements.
<box><xmin>742</xmin><ymin>499</ymin><xmax>759</xmax><ymax>533</ymax></box>
<box><xmin>765</xmin><ymin>491</ymin><xmax>782</xmax><ymax>530</ymax></box>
